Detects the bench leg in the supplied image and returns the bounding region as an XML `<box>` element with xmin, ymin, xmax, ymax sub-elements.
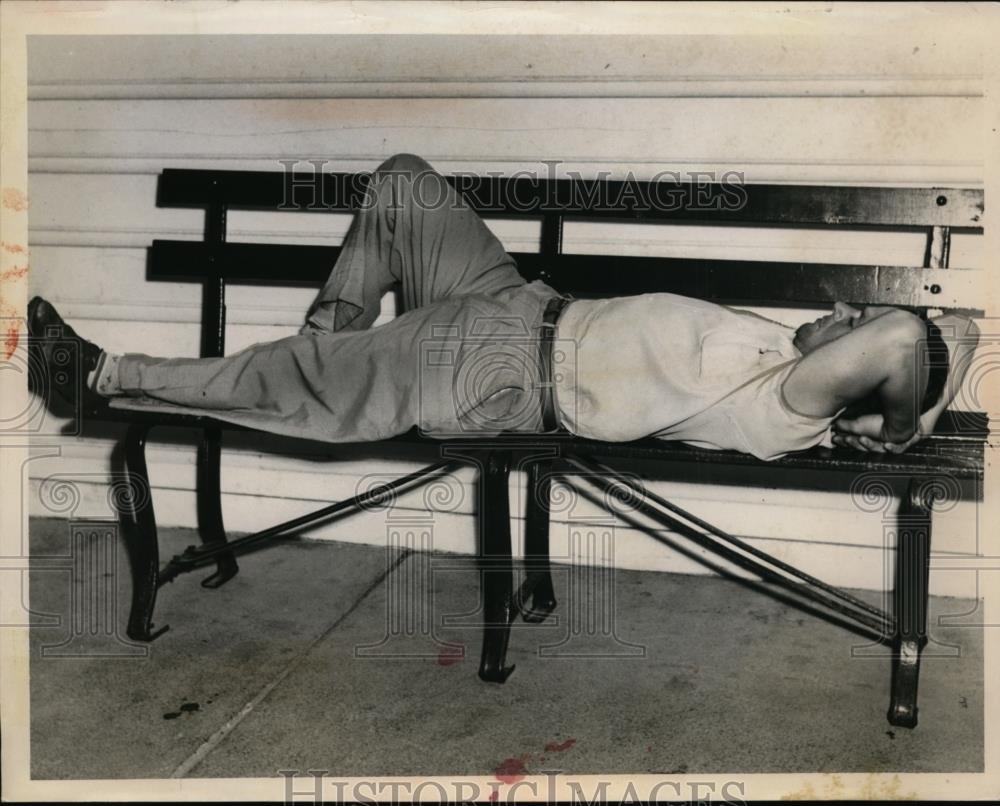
<box><xmin>522</xmin><ymin>458</ymin><xmax>557</xmax><ymax>623</ymax></box>
<box><xmin>478</xmin><ymin>449</ymin><xmax>516</xmax><ymax>683</ymax></box>
<box><xmin>115</xmin><ymin>423</ymin><xmax>168</xmax><ymax>642</ymax></box>
<box><xmin>196</xmin><ymin>427</ymin><xmax>239</xmax><ymax>588</ymax></box>
<box><xmin>887</xmin><ymin>477</ymin><xmax>932</xmax><ymax>728</ymax></box>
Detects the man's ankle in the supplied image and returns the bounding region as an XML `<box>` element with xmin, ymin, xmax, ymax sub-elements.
<box><xmin>85</xmin><ymin>352</ymin><xmax>122</xmax><ymax>396</ymax></box>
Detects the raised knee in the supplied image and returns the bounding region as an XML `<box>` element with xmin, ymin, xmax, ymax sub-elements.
<box><xmin>371</xmin><ymin>153</ymin><xmax>454</xmax><ymax>209</ymax></box>
<box><xmin>376</xmin><ymin>152</ymin><xmax>435</xmax><ymax>176</ymax></box>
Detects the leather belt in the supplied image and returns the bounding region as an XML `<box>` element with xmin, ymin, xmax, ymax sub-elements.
<box><xmin>538</xmin><ymin>295</ymin><xmax>572</xmax><ymax>432</ymax></box>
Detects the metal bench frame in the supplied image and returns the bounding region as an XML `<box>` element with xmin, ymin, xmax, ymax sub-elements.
<box><xmin>100</xmin><ymin>168</ymin><xmax>985</xmax><ymax>729</ymax></box>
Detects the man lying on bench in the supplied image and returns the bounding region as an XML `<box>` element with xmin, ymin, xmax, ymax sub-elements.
<box><xmin>28</xmin><ymin>153</ymin><xmax>980</xmax><ymax>460</ymax></box>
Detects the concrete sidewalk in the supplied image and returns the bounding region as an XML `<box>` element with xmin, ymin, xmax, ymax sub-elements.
<box><xmin>26</xmin><ymin>516</ymin><xmax>983</xmax><ymax>780</ymax></box>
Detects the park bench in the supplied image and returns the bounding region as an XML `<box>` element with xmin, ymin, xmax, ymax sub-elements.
<box><xmin>90</xmin><ymin>166</ymin><xmax>986</xmax><ymax>729</ymax></box>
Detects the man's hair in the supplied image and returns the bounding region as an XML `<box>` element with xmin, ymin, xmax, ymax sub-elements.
<box><xmin>921</xmin><ymin>319</ymin><xmax>950</xmax><ymax>413</ymax></box>
<box><xmin>839</xmin><ymin>318</ymin><xmax>949</xmax><ymax>419</ymax></box>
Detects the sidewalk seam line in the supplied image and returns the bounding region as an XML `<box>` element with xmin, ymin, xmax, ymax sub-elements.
<box><xmin>170</xmin><ymin>548</ymin><xmax>412</xmax><ymax>779</ymax></box>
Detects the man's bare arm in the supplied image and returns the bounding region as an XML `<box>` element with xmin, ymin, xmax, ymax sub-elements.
<box><xmin>832</xmin><ymin>313</ymin><xmax>981</xmax><ymax>452</ymax></box>
<box><xmin>782</xmin><ymin>309</ymin><xmax>927</xmax><ymax>433</ymax></box>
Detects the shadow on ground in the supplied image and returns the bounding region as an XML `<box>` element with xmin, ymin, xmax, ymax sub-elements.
<box><xmin>26</xmin><ymin>516</ymin><xmax>983</xmax><ymax>779</ymax></box>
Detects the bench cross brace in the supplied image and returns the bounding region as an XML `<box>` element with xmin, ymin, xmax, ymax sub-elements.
<box><xmin>112</xmin><ymin>420</ymin><xmax>461</xmax><ymax>641</ymax></box>
<box><xmin>473</xmin><ymin>449</ymin><xmax>937</xmax><ymax>729</ymax></box>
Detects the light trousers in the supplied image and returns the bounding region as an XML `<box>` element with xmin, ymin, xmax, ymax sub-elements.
<box><xmin>111</xmin><ymin>154</ymin><xmax>563</xmax><ymax>442</ymax></box>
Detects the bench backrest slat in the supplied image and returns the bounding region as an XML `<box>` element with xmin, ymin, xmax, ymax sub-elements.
<box><xmin>150</xmin><ymin>241</ymin><xmax>984</xmax><ymax>313</ymax></box>
<box><xmin>157</xmin><ymin>168</ymin><xmax>984</xmax><ymax>229</ymax></box>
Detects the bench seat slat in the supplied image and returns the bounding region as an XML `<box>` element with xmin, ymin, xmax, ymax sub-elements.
<box><xmin>150</xmin><ymin>240</ymin><xmax>984</xmax><ymax>312</ymax></box>
<box><xmin>158</xmin><ymin>169</ymin><xmax>984</xmax><ymax>229</ymax></box>
<box><xmin>99</xmin><ymin>405</ymin><xmax>987</xmax><ymax>480</ymax></box>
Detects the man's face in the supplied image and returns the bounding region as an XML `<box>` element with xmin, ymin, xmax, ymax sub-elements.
<box><xmin>793</xmin><ymin>302</ymin><xmax>897</xmax><ymax>354</ymax></box>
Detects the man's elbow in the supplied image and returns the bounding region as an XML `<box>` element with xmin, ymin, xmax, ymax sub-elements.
<box><xmin>881</xmin><ymin>422</ymin><xmax>916</xmax><ymax>444</ymax></box>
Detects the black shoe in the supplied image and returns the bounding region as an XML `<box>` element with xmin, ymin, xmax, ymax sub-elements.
<box><xmin>27</xmin><ymin>296</ymin><xmax>109</xmax><ymax>414</ymax></box>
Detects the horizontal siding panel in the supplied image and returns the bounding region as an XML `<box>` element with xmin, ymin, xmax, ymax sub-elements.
<box><xmin>24</xmin><ymin>78</ymin><xmax>984</xmax><ymax>101</ymax></box>
<box><xmin>27</xmin><ymin>34</ymin><xmax>983</xmax><ymax>99</ymax></box>
<box><xmin>25</xmin><ymin>441</ymin><xmax>982</xmax><ymax>596</ymax></box>
<box><xmin>31</xmin><ymin>158</ymin><xmax>987</xmax><ymax>186</ymax></box>
<box><xmin>26</xmin><ymin>174</ymin><xmax>541</xmax><ymax>249</ymax></box>
<box><xmin>27</xmin><ymin>173</ymin><xmax>201</xmax><ymax>246</ymax></box>
<box><xmin>26</xmin><ymin>419</ymin><xmax>984</xmax><ymax>557</ymax></box>
<box><xmin>28</xmin><ymin>474</ymin><xmax>937</xmax><ymax>595</ymax></box>
<box><xmin>28</xmin><ymin>96</ymin><xmax>983</xmax><ymax>185</ymax></box>
<box><xmin>26</xmin><ymin>245</ymin><xmax>341</xmax><ymax>330</ymax></box>
<box><xmin>26</xmin><ymin>437</ymin><xmax>982</xmax><ymax>554</ymax></box>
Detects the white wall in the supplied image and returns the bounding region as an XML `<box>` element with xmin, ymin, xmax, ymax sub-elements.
<box><xmin>26</xmin><ymin>33</ymin><xmax>988</xmax><ymax>596</ymax></box>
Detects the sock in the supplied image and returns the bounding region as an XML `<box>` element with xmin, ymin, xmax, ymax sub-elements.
<box><xmin>85</xmin><ymin>351</ymin><xmax>122</xmax><ymax>396</ymax></box>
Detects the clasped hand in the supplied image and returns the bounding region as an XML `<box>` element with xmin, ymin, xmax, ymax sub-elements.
<box><xmin>830</xmin><ymin>412</ymin><xmax>927</xmax><ymax>454</ymax></box>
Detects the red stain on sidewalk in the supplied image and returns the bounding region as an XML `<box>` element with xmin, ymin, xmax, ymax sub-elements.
<box><xmin>494</xmin><ymin>754</ymin><xmax>530</xmax><ymax>784</ymax></box>
<box><xmin>544</xmin><ymin>737</ymin><xmax>577</xmax><ymax>753</ymax></box>
<box><xmin>436</xmin><ymin>642</ymin><xmax>465</xmax><ymax>666</ymax></box>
